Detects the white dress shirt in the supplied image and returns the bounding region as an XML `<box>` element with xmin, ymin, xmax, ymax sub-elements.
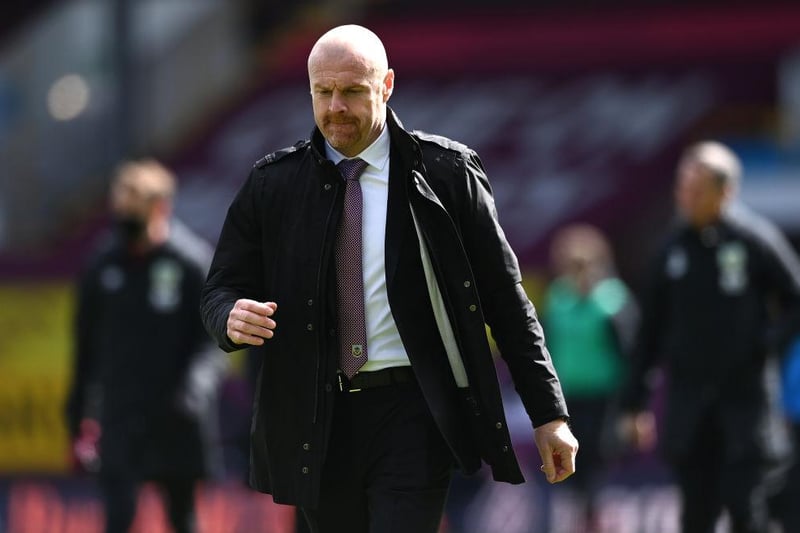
<box><xmin>325</xmin><ymin>126</ymin><xmax>411</xmax><ymax>371</ymax></box>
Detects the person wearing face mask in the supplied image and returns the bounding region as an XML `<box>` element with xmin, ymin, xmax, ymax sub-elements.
<box><xmin>65</xmin><ymin>159</ymin><xmax>226</xmax><ymax>533</ymax></box>
<box><xmin>618</xmin><ymin>141</ymin><xmax>800</xmax><ymax>533</ymax></box>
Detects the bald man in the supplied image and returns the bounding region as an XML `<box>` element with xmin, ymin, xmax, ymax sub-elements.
<box><xmin>201</xmin><ymin>25</ymin><xmax>577</xmax><ymax>533</ymax></box>
<box><xmin>620</xmin><ymin>141</ymin><xmax>800</xmax><ymax>533</ymax></box>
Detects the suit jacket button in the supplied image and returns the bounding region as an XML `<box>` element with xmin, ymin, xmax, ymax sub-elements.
<box><xmin>464</xmin><ymin>280</ymin><xmax>471</xmax><ymax>288</ymax></box>
<box><xmin>495</xmin><ymin>422</ymin><xmax>503</xmax><ymax>429</ymax></box>
<box><xmin>302</xmin><ymin>443</ymin><xmax>311</xmax><ymax>451</ymax></box>
<box><xmin>468</xmin><ymin>304</ymin><xmax>477</xmax><ymax>312</ymax></box>
<box><xmin>324</xmin><ymin>183</ymin><xmax>332</xmax><ymax>191</ymax></box>
<box><xmin>301</xmin><ymin>466</ymin><xmax>310</xmax><ymax>474</ymax></box>
<box><xmin>306</xmin><ymin>323</ymin><xmax>313</xmax><ymax>331</ymax></box>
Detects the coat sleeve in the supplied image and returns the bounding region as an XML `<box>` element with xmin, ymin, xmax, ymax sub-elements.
<box><xmin>176</xmin><ymin>249</ymin><xmax>228</xmax><ymax>416</ymax></box>
<box><xmin>200</xmin><ymin>169</ymin><xmax>267</xmax><ymax>352</ymax></box>
<box><xmin>620</xmin><ymin>247</ymin><xmax>669</xmax><ymax>413</ymax></box>
<box><xmin>608</xmin><ymin>284</ymin><xmax>641</xmax><ymax>359</ymax></box>
<box><xmin>65</xmin><ymin>264</ymin><xmax>100</xmax><ymax>438</ymax></box>
<box><xmin>458</xmin><ymin>151</ymin><xmax>569</xmax><ymax>427</ymax></box>
<box><xmin>754</xmin><ymin>220</ymin><xmax>800</xmax><ymax>353</ymax></box>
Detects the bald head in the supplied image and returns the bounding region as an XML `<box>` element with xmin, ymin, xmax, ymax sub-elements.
<box><xmin>307</xmin><ymin>25</ymin><xmax>394</xmax><ymax>157</ymax></box>
<box><xmin>675</xmin><ymin>140</ymin><xmax>741</xmax><ymax>227</ymax></box>
<box><xmin>308</xmin><ymin>25</ymin><xmax>389</xmax><ymax>79</ymax></box>
<box><xmin>109</xmin><ymin>159</ymin><xmax>175</xmax><ymax>247</ymax></box>
<box><xmin>680</xmin><ymin>140</ymin><xmax>742</xmax><ymax>192</ymax></box>
<box><xmin>112</xmin><ymin>159</ymin><xmax>176</xmax><ymax>202</ymax></box>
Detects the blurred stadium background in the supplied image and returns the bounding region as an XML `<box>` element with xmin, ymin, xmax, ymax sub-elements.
<box><xmin>1</xmin><ymin>0</ymin><xmax>799</xmax><ymax>532</ymax></box>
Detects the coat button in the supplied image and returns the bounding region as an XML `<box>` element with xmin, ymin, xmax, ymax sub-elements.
<box><xmin>468</xmin><ymin>304</ymin><xmax>477</xmax><ymax>312</ymax></box>
<box><xmin>495</xmin><ymin>422</ymin><xmax>503</xmax><ymax>429</ymax></box>
<box><xmin>464</xmin><ymin>280</ymin><xmax>471</xmax><ymax>288</ymax></box>
<box><xmin>307</xmin><ymin>299</ymin><xmax>313</xmax><ymax>306</ymax></box>
<box><xmin>306</xmin><ymin>323</ymin><xmax>313</xmax><ymax>331</ymax></box>
<box><xmin>324</xmin><ymin>183</ymin><xmax>332</xmax><ymax>191</ymax></box>
<box><xmin>301</xmin><ymin>466</ymin><xmax>310</xmax><ymax>474</ymax></box>
<box><xmin>502</xmin><ymin>445</ymin><xmax>509</xmax><ymax>453</ymax></box>
<box><xmin>325</xmin><ymin>383</ymin><xmax>333</xmax><ymax>392</ymax></box>
<box><xmin>302</xmin><ymin>443</ymin><xmax>310</xmax><ymax>451</ymax></box>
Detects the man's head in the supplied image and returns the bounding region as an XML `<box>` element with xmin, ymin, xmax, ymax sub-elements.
<box><xmin>109</xmin><ymin>159</ymin><xmax>175</xmax><ymax>246</ymax></box>
<box><xmin>307</xmin><ymin>25</ymin><xmax>394</xmax><ymax>157</ymax></box>
<box><xmin>674</xmin><ymin>141</ymin><xmax>741</xmax><ymax>228</ymax></box>
<box><xmin>549</xmin><ymin>224</ymin><xmax>614</xmax><ymax>295</ymax></box>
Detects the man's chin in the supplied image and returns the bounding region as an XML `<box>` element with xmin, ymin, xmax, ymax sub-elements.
<box><xmin>327</xmin><ymin>136</ymin><xmax>358</xmax><ymax>156</ymax></box>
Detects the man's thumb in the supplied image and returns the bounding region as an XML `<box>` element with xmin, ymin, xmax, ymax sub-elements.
<box><xmin>540</xmin><ymin>450</ymin><xmax>556</xmax><ymax>483</ymax></box>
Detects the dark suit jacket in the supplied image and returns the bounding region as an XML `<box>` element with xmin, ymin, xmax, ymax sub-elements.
<box><xmin>201</xmin><ymin>108</ymin><xmax>568</xmax><ymax>508</ymax></box>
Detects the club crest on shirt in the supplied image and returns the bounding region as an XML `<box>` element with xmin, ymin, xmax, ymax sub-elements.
<box><xmin>149</xmin><ymin>259</ymin><xmax>183</xmax><ymax>312</ymax></box>
<box><xmin>351</xmin><ymin>344</ymin><xmax>364</xmax><ymax>358</ymax></box>
<box><xmin>717</xmin><ymin>241</ymin><xmax>748</xmax><ymax>294</ymax></box>
<box><xmin>665</xmin><ymin>247</ymin><xmax>688</xmax><ymax>279</ymax></box>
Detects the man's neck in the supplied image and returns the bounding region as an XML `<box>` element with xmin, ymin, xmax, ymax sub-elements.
<box><xmin>127</xmin><ymin>220</ymin><xmax>170</xmax><ymax>255</ymax></box>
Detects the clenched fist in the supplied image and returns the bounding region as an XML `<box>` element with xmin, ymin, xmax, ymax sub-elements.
<box><xmin>227</xmin><ymin>299</ymin><xmax>278</xmax><ymax>346</ymax></box>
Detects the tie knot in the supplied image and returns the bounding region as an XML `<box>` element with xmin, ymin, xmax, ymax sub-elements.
<box><xmin>337</xmin><ymin>158</ymin><xmax>368</xmax><ymax>182</ymax></box>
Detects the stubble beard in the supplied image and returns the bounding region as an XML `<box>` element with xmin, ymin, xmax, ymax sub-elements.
<box><xmin>325</xmin><ymin>117</ymin><xmax>360</xmax><ymax>156</ymax></box>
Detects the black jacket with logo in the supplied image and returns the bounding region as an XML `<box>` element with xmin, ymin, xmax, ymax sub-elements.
<box><xmin>623</xmin><ymin>204</ymin><xmax>800</xmax><ymax>463</ymax></box>
<box><xmin>67</xmin><ymin>221</ymin><xmax>224</xmax><ymax>479</ymax></box>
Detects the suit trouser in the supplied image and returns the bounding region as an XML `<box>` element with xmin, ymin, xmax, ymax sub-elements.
<box><xmin>768</xmin><ymin>422</ymin><xmax>800</xmax><ymax>532</ymax></box>
<box><xmin>300</xmin><ymin>377</ymin><xmax>453</xmax><ymax>533</ymax></box>
<box><xmin>100</xmin><ymin>473</ymin><xmax>196</xmax><ymax>533</ymax></box>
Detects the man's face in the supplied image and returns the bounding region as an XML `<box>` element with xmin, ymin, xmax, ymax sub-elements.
<box><xmin>110</xmin><ymin>175</ymin><xmax>153</xmax><ymax>222</ymax></box>
<box><xmin>674</xmin><ymin>159</ymin><xmax>727</xmax><ymax>228</ymax></box>
<box><xmin>309</xmin><ymin>50</ymin><xmax>393</xmax><ymax>157</ymax></box>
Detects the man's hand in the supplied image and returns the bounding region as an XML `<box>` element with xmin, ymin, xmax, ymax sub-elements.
<box><xmin>72</xmin><ymin>418</ymin><xmax>102</xmax><ymax>473</ymax></box>
<box><xmin>617</xmin><ymin>410</ymin><xmax>657</xmax><ymax>452</ymax></box>
<box><xmin>534</xmin><ymin>418</ymin><xmax>579</xmax><ymax>483</ymax></box>
<box><xmin>226</xmin><ymin>299</ymin><xmax>278</xmax><ymax>346</ymax></box>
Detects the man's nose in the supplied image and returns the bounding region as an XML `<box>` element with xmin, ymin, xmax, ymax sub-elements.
<box><xmin>328</xmin><ymin>91</ymin><xmax>346</xmax><ymax>112</ymax></box>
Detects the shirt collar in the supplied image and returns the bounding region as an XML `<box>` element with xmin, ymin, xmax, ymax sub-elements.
<box><xmin>325</xmin><ymin>125</ymin><xmax>390</xmax><ymax>176</ymax></box>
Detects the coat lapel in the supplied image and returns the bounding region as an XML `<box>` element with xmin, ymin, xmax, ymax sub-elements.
<box><xmin>384</xmin><ymin>145</ymin><xmax>413</xmax><ymax>293</ymax></box>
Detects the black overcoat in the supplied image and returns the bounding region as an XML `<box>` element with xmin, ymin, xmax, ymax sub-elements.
<box><xmin>200</xmin><ymin>109</ymin><xmax>568</xmax><ymax>508</ymax></box>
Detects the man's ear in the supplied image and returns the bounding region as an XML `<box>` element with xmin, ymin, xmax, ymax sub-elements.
<box><xmin>383</xmin><ymin>69</ymin><xmax>395</xmax><ymax>102</ymax></box>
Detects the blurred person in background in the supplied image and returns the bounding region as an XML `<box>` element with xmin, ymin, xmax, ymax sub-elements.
<box><xmin>543</xmin><ymin>223</ymin><xmax>639</xmax><ymax>532</ymax></box>
<box><xmin>619</xmin><ymin>141</ymin><xmax>800</xmax><ymax>533</ymax></box>
<box><xmin>200</xmin><ymin>24</ymin><xmax>577</xmax><ymax>533</ymax></box>
<box><xmin>65</xmin><ymin>159</ymin><xmax>226</xmax><ymax>533</ymax></box>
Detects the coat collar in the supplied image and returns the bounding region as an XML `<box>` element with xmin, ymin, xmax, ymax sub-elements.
<box><xmin>307</xmin><ymin>107</ymin><xmax>429</xmax><ymax>292</ymax></box>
